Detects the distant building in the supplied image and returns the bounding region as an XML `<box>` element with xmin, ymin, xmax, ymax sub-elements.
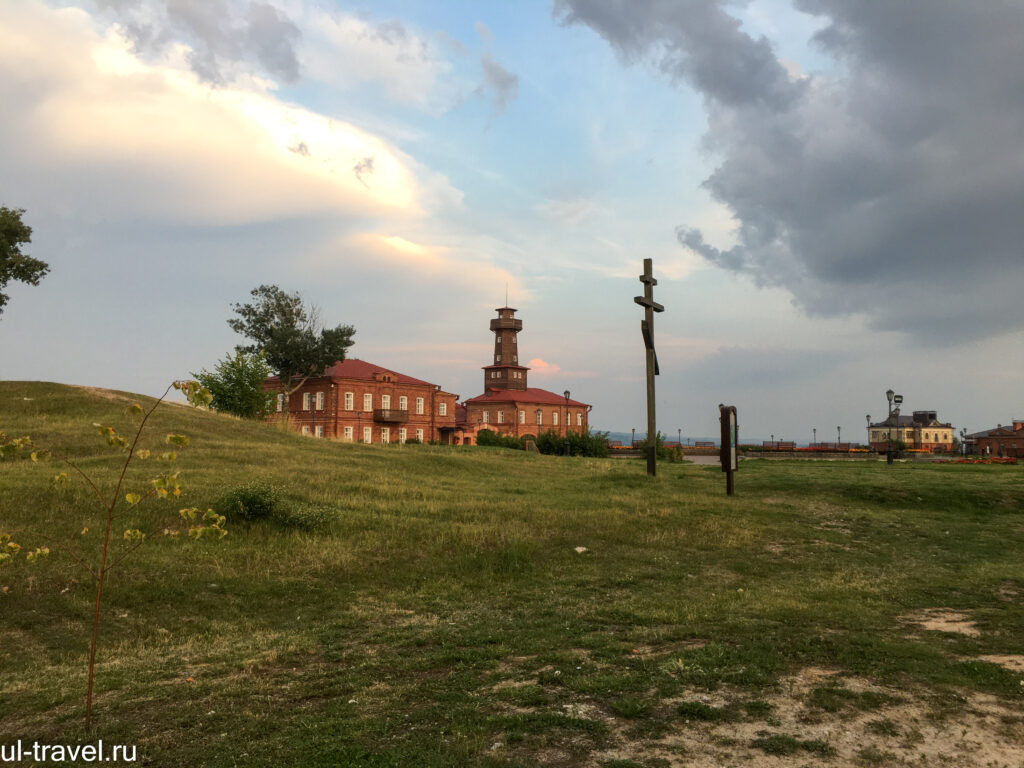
<box><xmin>458</xmin><ymin>307</ymin><xmax>591</xmax><ymax>444</ymax></box>
<box><xmin>867</xmin><ymin>410</ymin><xmax>954</xmax><ymax>452</ymax></box>
<box><xmin>966</xmin><ymin>420</ymin><xmax>1024</xmax><ymax>457</ymax></box>
<box><xmin>265</xmin><ymin>359</ymin><xmax>459</xmax><ymax>444</ymax></box>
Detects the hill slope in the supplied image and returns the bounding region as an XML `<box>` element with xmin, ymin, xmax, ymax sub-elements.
<box><xmin>2</xmin><ymin>382</ymin><xmax>1023</xmax><ymax>767</ymax></box>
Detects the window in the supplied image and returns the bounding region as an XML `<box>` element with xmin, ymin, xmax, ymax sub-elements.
<box><xmin>302</xmin><ymin>392</ymin><xmax>312</xmax><ymax>411</ymax></box>
<box><xmin>344</xmin><ymin>426</ymin><xmax>353</xmax><ymax>441</ymax></box>
<box><xmin>483</xmin><ymin>411</ymin><xmax>489</xmax><ymax>424</ymax></box>
<box><xmin>381</xmin><ymin>427</ymin><xmax>390</xmax><ymax>444</ymax></box>
<box><xmin>276</xmin><ymin>393</ymin><xmax>284</xmax><ymax>412</ymax></box>
<box><xmin>314</xmin><ymin>425</ymin><xmax>323</xmax><ymax>438</ymax></box>
<box><xmin>536</xmin><ymin>410</ymin><xmax>542</xmax><ymax>426</ymax></box>
<box><xmin>382</xmin><ymin>394</ymin><xmax>391</xmax><ymax>409</ymax></box>
<box><xmin>553</xmin><ymin>411</ymin><xmax>558</xmax><ymax>426</ymax></box>
<box><xmin>496</xmin><ymin>354</ymin><xmax>501</xmax><ymax>361</ymax></box>
<box><xmin>577</xmin><ymin>412</ymin><xmax>583</xmax><ymax>427</ymax></box>
<box><xmin>497</xmin><ymin>411</ymin><xmax>504</xmax><ymax>424</ymax></box>
<box><xmin>513</xmin><ymin>355</ymin><xmax>517</xmax><ymax>363</ymax></box>
<box><xmin>439</xmin><ymin>402</ymin><xmax>448</xmax><ymax>416</ymax></box>
<box><xmin>301</xmin><ymin>425</ymin><xmax>310</xmax><ymax>435</ymax></box>
<box><xmin>519</xmin><ymin>410</ymin><xmax>525</xmax><ymax>424</ymax></box>
<box><xmin>416</xmin><ymin>428</ymin><xmax>424</xmax><ymax>442</ymax></box>
<box><xmin>344</xmin><ymin>392</ymin><xmax>354</xmax><ymax>410</ymax></box>
<box><xmin>363</xmin><ymin>393</ymin><xmax>372</xmax><ymax>411</ymax></box>
<box><xmin>315</xmin><ymin>392</ymin><xmax>324</xmax><ymax>410</ymax></box>
<box><xmin>399</xmin><ymin>396</ymin><xmax>407</xmax><ymax>410</ymax></box>
<box><xmin>415</xmin><ymin>397</ymin><xmax>424</xmax><ymax>415</ymax></box>
<box><xmin>399</xmin><ymin>427</ymin><xmax>407</xmax><ymax>443</ymax></box>
<box><xmin>362</xmin><ymin>426</ymin><xmax>372</xmax><ymax>443</ymax></box>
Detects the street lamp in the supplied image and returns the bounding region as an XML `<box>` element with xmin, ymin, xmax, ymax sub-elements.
<box><xmin>866</xmin><ymin>415</ymin><xmax>871</xmax><ymax>451</ymax></box>
<box><xmin>356</xmin><ymin>411</ymin><xmax>362</xmax><ymax>443</ymax></box>
<box><xmin>959</xmin><ymin>427</ymin><xmax>967</xmax><ymax>457</ymax></box>
<box><xmin>563</xmin><ymin>390</ymin><xmax>571</xmax><ymax>456</ymax></box>
<box><xmin>813</xmin><ymin>427</ymin><xmax>816</xmax><ymax>447</ymax></box>
<box><xmin>885</xmin><ymin>389</ymin><xmax>902</xmax><ymax>464</ymax></box>
<box><xmin>836</xmin><ymin>425</ymin><xmax>841</xmax><ymax>445</ymax></box>
<box><xmin>631</xmin><ymin>427</ymin><xmax>636</xmax><ymax>448</ymax></box>
<box><xmin>678</xmin><ymin>427</ymin><xmax>682</xmax><ymax>449</ymax></box>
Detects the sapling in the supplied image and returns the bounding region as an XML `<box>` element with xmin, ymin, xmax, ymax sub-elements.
<box><xmin>1</xmin><ymin>380</ymin><xmax>227</xmax><ymax>729</ymax></box>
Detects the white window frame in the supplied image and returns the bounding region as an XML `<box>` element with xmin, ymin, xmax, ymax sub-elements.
<box><xmin>301</xmin><ymin>425</ymin><xmax>310</xmax><ymax>435</ymax></box>
<box><xmin>314</xmin><ymin>425</ymin><xmax>324</xmax><ymax>438</ymax></box>
<box><xmin>382</xmin><ymin>394</ymin><xmax>391</xmax><ymax>409</ymax></box>
<box><xmin>497</xmin><ymin>411</ymin><xmax>504</xmax><ymax>424</ymax></box>
<box><xmin>381</xmin><ymin>427</ymin><xmax>390</xmax><ymax>444</ymax></box>
<box><xmin>276</xmin><ymin>393</ymin><xmax>284</xmax><ymax>412</ymax></box>
<box><xmin>315</xmin><ymin>391</ymin><xmax>325</xmax><ymax>410</ymax></box>
<box><xmin>399</xmin><ymin>427</ymin><xmax>407</xmax><ymax>443</ymax></box>
<box><xmin>482</xmin><ymin>411</ymin><xmax>489</xmax><ymax>424</ymax></box>
<box><xmin>344</xmin><ymin>426</ymin><xmax>353</xmax><ymax>441</ymax></box>
<box><xmin>577</xmin><ymin>412</ymin><xmax>583</xmax><ymax>427</ymax></box>
<box><xmin>439</xmin><ymin>402</ymin><xmax>447</xmax><ymax>416</ymax></box>
<box><xmin>519</xmin><ymin>410</ymin><xmax>525</xmax><ymax>424</ymax></box>
<box><xmin>552</xmin><ymin>411</ymin><xmax>558</xmax><ymax>426</ymax></box>
<box><xmin>416</xmin><ymin>428</ymin><xmax>424</xmax><ymax>442</ymax></box>
<box><xmin>302</xmin><ymin>392</ymin><xmax>312</xmax><ymax>411</ymax></box>
<box><xmin>399</xmin><ymin>396</ymin><xmax>408</xmax><ymax>411</ymax></box>
<box><xmin>344</xmin><ymin>392</ymin><xmax>354</xmax><ymax>410</ymax></box>
<box><xmin>362</xmin><ymin>426</ymin><xmax>372</xmax><ymax>443</ymax></box>
<box><xmin>363</xmin><ymin>393</ymin><xmax>372</xmax><ymax>411</ymax></box>
<box><xmin>415</xmin><ymin>397</ymin><xmax>424</xmax><ymax>415</ymax></box>
<box><xmin>536</xmin><ymin>410</ymin><xmax>543</xmax><ymax>426</ymax></box>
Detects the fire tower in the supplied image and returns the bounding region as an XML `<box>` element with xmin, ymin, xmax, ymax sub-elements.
<box><xmin>483</xmin><ymin>307</ymin><xmax>529</xmax><ymax>391</ymax></box>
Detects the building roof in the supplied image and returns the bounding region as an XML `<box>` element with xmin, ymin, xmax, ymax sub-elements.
<box><xmin>870</xmin><ymin>414</ymin><xmax>951</xmax><ymax>428</ymax></box>
<box><xmin>463</xmin><ymin>387</ymin><xmax>589</xmax><ymax>407</ymax></box>
<box><xmin>266</xmin><ymin>358</ymin><xmax>437</xmax><ymax>388</ymax></box>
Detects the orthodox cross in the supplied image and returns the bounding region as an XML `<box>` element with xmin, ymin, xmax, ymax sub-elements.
<box><xmin>634</xmin><ymin>258</ymin><xmax>664</xmax><ymax>476</ymax></box>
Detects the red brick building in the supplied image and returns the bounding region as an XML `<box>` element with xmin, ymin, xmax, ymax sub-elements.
<box><xmin>265</xmin><ymin>359</ymin><xmax>459</xmax><ymax>444</ymax></box>
<box><xmin>968</xmin><ymin>420</ymin><xmax>1024</xmax><ymax>456</ymax></box>
<box><xmin>458</xmin><ymin>307</ymin><xmax>591</xmax><ymax>444</ymax></box>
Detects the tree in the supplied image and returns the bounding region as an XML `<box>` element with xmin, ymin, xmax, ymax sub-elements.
<box><xmin>228</xmin><ymin>285</ymin><xmax>355</xmax><ymax>411</ymax></box>
<box><xmin>193</xmin><ymin>350</ymin><xmax>273</xmax><ymax>419</ymax></box>
<box><xmin>0</xmin><ymin>207</ymin><xmax>49</xmax><ymax>317</ymax></box>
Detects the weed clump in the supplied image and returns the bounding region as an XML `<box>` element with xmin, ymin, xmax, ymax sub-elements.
<box><xmin>213</xmin><ymin>482</ymin><xmax>334</xmax><ymax>530</ymax></box>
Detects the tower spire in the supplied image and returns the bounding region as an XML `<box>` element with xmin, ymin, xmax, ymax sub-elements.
<box><xmin>484</xmin><ymin>306</ymin><xmax>528</xmax><ymax>391</ymax></box>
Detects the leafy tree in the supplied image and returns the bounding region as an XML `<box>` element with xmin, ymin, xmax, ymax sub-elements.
<box><xmin>228</xmin><ymin>285</ymin><xmax>355</xmax><ymax>413</ymax></box>
<box><xmin>193</xmin><ymin>350</ymin><xmax>273</xmax><ymax>419</ymax></box>
<box><xmin>0</xmin><ymin>206</ymin><xmax>49</xmax><ymax>317</ymax></box>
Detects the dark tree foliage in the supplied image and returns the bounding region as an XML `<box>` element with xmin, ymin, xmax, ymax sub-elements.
<box><xmin>0</xmin><ymin>207</ymin><xmax>49</xmax><ymax>317</ymax></box>
<box><xmin>192</xmin><ymin>351</ymin><xmax>273</xmax><ymax>419</ymax></box>
<box><xmin>228</xmin><ymin>285</ymin><xmax>355</xmax><ymax>402</ymax></box>
<box><xmin>476</xmin><ymin>429</ymin><xmax>526</xmax><ymax>450</ymax></box>
<box><xmin>533</xmin><ymin>428</ymin><xmax>610</xmax><ymax>457</ymax></box>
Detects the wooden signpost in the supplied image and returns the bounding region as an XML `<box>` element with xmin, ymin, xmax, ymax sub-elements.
<box><xmin>719</xmin><ymin>404</ymin><xmax>738</xmax><ymax>495</ymax></box>
<box><xmin>634</xmin><ymin>258</ymin><xmax>664</xmax><ymax>477</ymax></box>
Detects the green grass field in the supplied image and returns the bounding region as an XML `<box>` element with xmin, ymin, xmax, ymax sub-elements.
<box><xmin>2</xmin><ymin>382</ymin><xmax>1023</xmax><ymax>767</ymax></box>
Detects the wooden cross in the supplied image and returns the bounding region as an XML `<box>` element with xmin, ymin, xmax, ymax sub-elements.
<box><xmin>634</xmin><ymin>258</ymin><xmax>664</xmax><ymax>476</ymax></box>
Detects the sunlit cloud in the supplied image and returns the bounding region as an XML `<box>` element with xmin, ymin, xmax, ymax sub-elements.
<box><xmin>528</xmin><ymin>358</ymin><xmax>561</xmax><ymax>376</ymax></box>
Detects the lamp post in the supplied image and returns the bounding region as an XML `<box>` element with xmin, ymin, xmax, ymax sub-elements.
<box><xmin>631</xmin><ymin>427</ymin><xmax>636</xmax><ymax>448</ymax></box>
<box><xmin>356</xmin><ymin>411</ymin><xmax>362</xmax><ymax>443</ymax></box>
<box><xmin>836</xmin><ymin>425</ymin><xmax>841</xmax><ymax>445</ymax></box>
<box><xmin>563</xmin><ymin>390</ymin><xmax>571</xmax><ymax>456</ymax></box>
<box><xmin>960</xmin><ymin>427</ymin><xmax>967</xmax><ymax>457</ymax></box>
<box><xmin>678</xmin><ymin>427</ymin><xmax>682</xmax><ymax>449</ymax></box>
<box><xmin>885</xmin><ymin>389</ymin><xmax>902</xmax><ymax>464</ymax></box>
<box><xmin>866</xmin><ymin>414</ymin><xmax>871</xmax><ymax>451</ymax></box>
<box><xmin>813</xmin><ymin>427</ymin><xmax>816</xmax><ymax>447</ymax></box>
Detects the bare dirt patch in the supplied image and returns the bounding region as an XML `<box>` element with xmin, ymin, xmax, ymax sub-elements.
<box><xmin>592</xmin><ymin>668</ymin><xmax>1024</xmax><ymax>767</ymax></box>
<box><xmin>902</xmin><ymin>609</ymin><xmax>981</xmax><ymax>637</ymax></box>
<box><xmin>977</xmin><ymin>655</ymin><xmax>1024</xmax><ymax>673</ymax></box>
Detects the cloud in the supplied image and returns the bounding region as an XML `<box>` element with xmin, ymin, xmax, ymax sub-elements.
<box><xmin>474</xmin><ymin>21</ymin><xmax>519</xmax><ymax>117</ymax></box>
<box><xmin>93</xmin><ymin>0</ymin><xmax>301</xmax><ymax>84</ymax></box>
<box><xmin>528</xmin><ymin>358</ymin><xmax>561</xmax><ymax>376</ymax></box>
<box><xmin>302</xmin><ymin>11</ymin><xmax>457</xmax><ymax>109</ymax></box>
<box><xmin>0</xmin><ymin>2</ymin><xmax>460</xmax><ymax>225</ymax></box>
<box><xmin>556</xmin><ymin>0</ymin><xmax>1024</xmax><ymax>343</ymax></box>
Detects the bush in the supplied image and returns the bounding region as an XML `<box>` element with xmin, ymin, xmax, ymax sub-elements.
<box><xmin>213</xmin><ymin>481</ymin><xmax>282</xmax><ymax>522</ymax></box>
<box><xmin>476</xmin><ymin>428</ymin><xmax>525</xmax><ymax>450</ymax></box>
<box><xmin>533</xmin><ymin>428</ymin><xmax>610</xmax><ymax>457</ymax></box>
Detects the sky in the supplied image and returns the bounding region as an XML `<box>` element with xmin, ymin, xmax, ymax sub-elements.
<box><xmin>1</xmin><ymin>0</ymin><xmax>1023</xmax><ymax>443</ymax></box>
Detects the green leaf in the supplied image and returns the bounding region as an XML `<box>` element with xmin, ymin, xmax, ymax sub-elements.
<box><xmin>122</xmin><ymin>529</ymin><xmax>145</xmax><ymax>541</ymax></box>
<box><xmin>165</xmin><ymin>434</ymin><xmax>190</xmax><ymax>447</ymax></box>
<box><xmin>129</xmin><ymin>403</ymin><xmax>144</xmax><ymax>416</ymax></box>
<box><xmin>125</xmin><ymin>493</ymin><xmax>142</xmax><ymax>505</ymax></box>
<box><xmin>136</xmin><ymin>449</ymin><xmax>151</xmax><ymax>460</ymax></box>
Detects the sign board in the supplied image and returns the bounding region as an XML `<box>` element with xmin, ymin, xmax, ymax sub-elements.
<box><xmin>719</xmin><ymin>405</ymin><xmax>738</xmax><ymax>473</ymax></box>
<box><xmin>893</xmin><ymin>395</ymin><xmax>903</xmax><ymax>404</ymax></box>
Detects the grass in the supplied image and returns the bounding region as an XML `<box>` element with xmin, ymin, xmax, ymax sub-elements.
<box><xmin>1</xmin><ymin>381</ymin><xmax>1024</xmax><ymax>766</ymax></box>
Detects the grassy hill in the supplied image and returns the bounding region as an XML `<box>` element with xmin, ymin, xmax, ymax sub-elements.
<box><xmin>2</xmin><ymin>381</ymin><xmax>1023</xmax><ymax>766</ymax></box>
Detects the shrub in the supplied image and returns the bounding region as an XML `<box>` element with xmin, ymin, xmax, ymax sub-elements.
<box><xmin>213</xmin><ymin>481</ymin><xmax>281</xmax><ymax>522</ymax></box>
<box><xmin>533</xmin><ymin>428</ymin><xmax>610</xmax><ymax>457</ymax></box>
<box><xmin>477</xmin><ymin>429</ymin><xmax>525</xmax><ymax>450</ymax></box>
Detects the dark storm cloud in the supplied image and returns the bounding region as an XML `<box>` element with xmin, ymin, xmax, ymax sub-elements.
<box><xmin>555</xmin><ymin>0</ymin><xmax>1024</xmax><ymax>343</ymax></box>
<box><xmin>93</xmin><ymin>0</ymin><xmax>301</xmax><ymax>84</ymax></box>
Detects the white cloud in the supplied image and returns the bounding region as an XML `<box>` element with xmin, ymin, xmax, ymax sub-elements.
<box><xmin>0</xmin><ymin>2</ymin><xmax>460</xmax><ymax>225</ymax></box>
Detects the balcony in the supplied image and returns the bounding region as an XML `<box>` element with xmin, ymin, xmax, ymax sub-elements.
<box><xmin>373</xmin><ymin>408</ymin><xmax>409</xmax><ymax>423</ymax></box>
<box><xmin>490</xmin><ymin>317</ymin><xmax>523</xmax><ymax>331</ymax></box>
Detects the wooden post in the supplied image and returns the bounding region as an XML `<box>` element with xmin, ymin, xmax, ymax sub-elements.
<box><xmin>719</xmin><ymin>405</ymin><xmax>738</xmax><ymax>495</ymax></box>
<box><xmin>634</xmin><ymin>259</ymin><xmax>664</xmax><ymax>477</ymax></box>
